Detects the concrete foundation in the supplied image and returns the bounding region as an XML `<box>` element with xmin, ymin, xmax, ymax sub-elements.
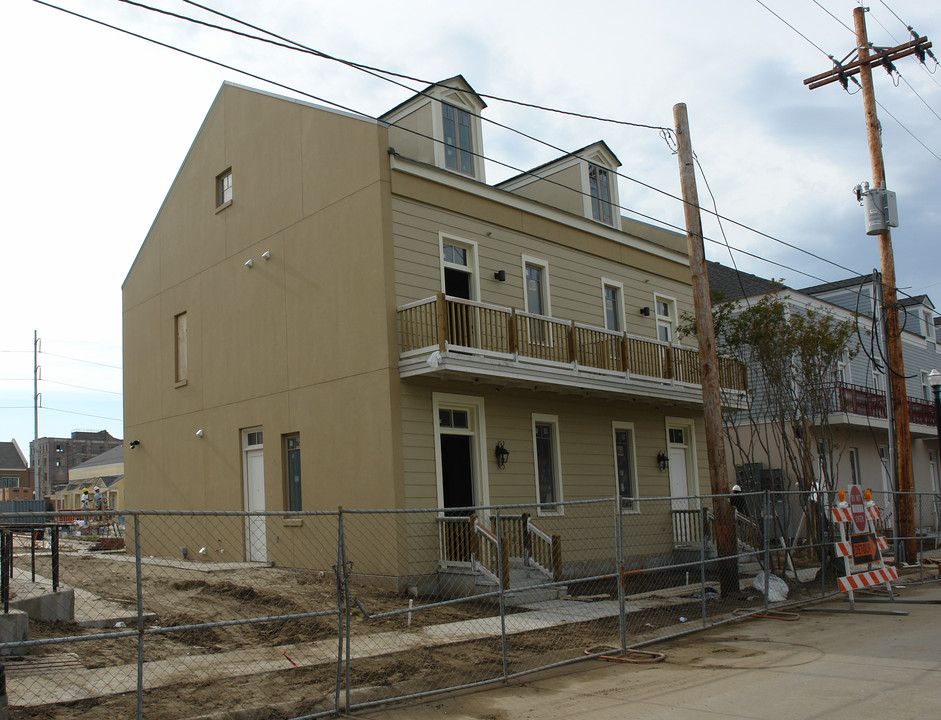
<box><xmin>0</xmin><ymin>610</ymin><xmax>28</xmax><ymax>656</ymax></box>
<box><xmin>10</xmin><ymin>588</ymin><xmax>74</xmax><ymax>623</ymax></box>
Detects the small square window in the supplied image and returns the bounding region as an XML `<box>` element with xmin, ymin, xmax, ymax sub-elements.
<box><xmin>216</xmin><ymin>169</ymin><xmax>233</xmax><ymax>207</ymax></box>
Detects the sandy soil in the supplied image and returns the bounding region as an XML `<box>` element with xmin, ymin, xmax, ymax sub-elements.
<box><xmin>11</xmin><ymin>547</ymin><xmax>828</xmax><ymax>720</ymax></box>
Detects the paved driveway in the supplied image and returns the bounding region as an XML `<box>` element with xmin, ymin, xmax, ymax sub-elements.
<box><xmin>355</xmin><ymin>582</ymin><xmax>941</xmax><ymax>720</ymax></box>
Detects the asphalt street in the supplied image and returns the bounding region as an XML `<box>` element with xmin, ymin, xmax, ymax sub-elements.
<box><xmin>354</xmin><ymin>581</ymin><xmax>941</xmax><ymax>720</ymax></box>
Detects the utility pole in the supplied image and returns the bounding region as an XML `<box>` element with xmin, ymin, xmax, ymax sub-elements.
<box><xmin>673</xmin><ymin>103</ymin><xmax>738</xmax><ymax>598</ymax></box>
<box><xmin>33</xmin><ymin>331</ymin><xmax>40</xmax><ymax>501</ymax></box>
<box><xmin>803</xmin><ymin>7</ymin><xmax>929</xmax><ymax>561</ymax></box>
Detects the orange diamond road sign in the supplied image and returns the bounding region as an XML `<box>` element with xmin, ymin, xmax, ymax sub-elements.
<box><xmin>849</xmin><ymin>485</ymin><xmax>866</xmax><ymax>533</ymax></box>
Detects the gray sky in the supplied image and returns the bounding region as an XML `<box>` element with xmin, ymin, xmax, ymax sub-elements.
<box><xmin>2</xmin><ymin>0</ymin><xmax>939</xmax><ymax>450</ymax></box>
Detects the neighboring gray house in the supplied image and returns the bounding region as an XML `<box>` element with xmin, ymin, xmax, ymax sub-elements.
<box><xmin>707</xmin><ymin>262</ymin><xmax>940</xmax><ymax>531</ymax></box>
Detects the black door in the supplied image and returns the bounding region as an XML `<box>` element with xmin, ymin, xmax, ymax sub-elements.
<box><xmin>441</xmin><ymin>434</ymin><xmax>473</xmax><ymax>515</ymax></box>
<box><xmin>444</xmin><ymin>268</ymin><xmax>474</xmax><ymax>347</ymax></box>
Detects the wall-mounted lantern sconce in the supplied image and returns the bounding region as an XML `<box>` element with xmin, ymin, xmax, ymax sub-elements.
<box><xmin>262</xmin><ymin>251</ymin><xmax>271</xmax><ymax>260</ymax></box>
<box><xmin>494</xmin><ymin>270</ymin><xmax>506</xmax><ymax>282</ymax></box>
<box><xmin>495</xmin><ymin>440</ymin><xmax>509</xmax><ymax>469</ymax></box>
<box><xmin>244</xmin><ymin>259</ymin><xmax>254</xmax><ymax>269</ymax></box>
<box><xmin>640</xmin><ymin>307</ymin><xmax>651</xmax><ymax>317</ymax></box>
<box><xmin>129</xmin><ymin>440</ymin><xmax>140</xmax><ymax>450</ymax></box>
<box><xmin>657</xmin><ymin>451</ymin><xmax>669</xmax><ymax>471</ymax></box>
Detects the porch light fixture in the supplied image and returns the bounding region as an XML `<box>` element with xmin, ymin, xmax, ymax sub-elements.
<box><xmin>929</xmin><ymin>369</ymin><xmax>941</xmax><ymax>457</ymax></box>
<box><xmin>657</xmin><ymin>451</ymin><xmax>668</xmax><ymax>471</ymax></box>
<box><xmin>128</xmin><ymin>440</ymin><xmax>140</xmax><ymax>449</ymax></box>
<box><xmin>640</xmin><ymin>307</ymin><xmax>651</xmax><ymax>317</ymax></box>
<box><xmin>495</xmin><ymin>441</ymin><xmax>509</xmax><ymax>469</ymax></box>
<box><xmin>494</xmin><ymin>270</ymin><xmax>506</xmax><ymax>282</ymax></box>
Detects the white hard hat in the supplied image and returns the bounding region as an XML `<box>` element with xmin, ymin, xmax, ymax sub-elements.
<box><xmin>731</xmin><ymin>484</ymin><xmax>742</xmax><ymax>492</ymax></box>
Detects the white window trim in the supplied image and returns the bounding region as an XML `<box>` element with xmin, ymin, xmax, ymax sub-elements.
<box><xmin>439</xmin><ymin>233</ymin><xmax>481</xmax><ymax>301</ymax></box>
<box><xmin>612</xmin><ymin>421</ymin><xmax>639</xmax><ymax>514</ymax></box>
<box><xmin>532</xmin><ymin>413</ymin><xmax>564</xmax><ymax>516</ymax></box>
<box><xmin>432</xmin><ymin>393</ymin><xmax>491</xmax><ymax>516</ymax></box>
<box><xmin>654</xmin><ymin>293</ymin><xmax>678</xmax><ymax>345</ymax></box>
<box><xmin>601</xmin><ymin>278</ymin><xmax>625</xmax><ymax>333</ymax></box>
<box><xmin>578</xmin><ymin>161</ymin><xmax>622</xmax><ymax>231</ymax></box>
<box><xmin>520</xmin><ymin>255</ymin><xmax>551</xmax><ymax>317</ymax></box>
<box><xmin>431</xmin><ymin>97</ymin><xmax>486</xmax><ymax>181</ymax></box>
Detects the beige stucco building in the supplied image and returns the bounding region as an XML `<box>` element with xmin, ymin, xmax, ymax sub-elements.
<box><xmin>122</xmin><ymin>77</ymin><xmax>744</xmax><ymax>585</ymax></box>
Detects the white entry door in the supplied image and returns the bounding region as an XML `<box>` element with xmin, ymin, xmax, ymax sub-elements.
<box><xmin>242</xmin><ymin>429</ymin><xmax>266</xmax><ymax>562</ymax></box>
<box><xmin>669</xmin><ymin>447</ymin><xmax>690</xmax><ymax>510</ymax></box>
<box><xmin>667</xmin><ymin>424</ymin><xmax>693</xmax><ymax>511</ymax></box>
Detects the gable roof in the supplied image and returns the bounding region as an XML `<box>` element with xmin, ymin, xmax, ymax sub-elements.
<box><xmin>496</xmin><ymin>140</ymin><xmax>622</xmax><ymax>189</ymax></box>
<box><xmin>706</xmin><ymin>261</ymin><xmax>785</xmax><ymax>301</ymax></box>
<box><xmin>0</xmin><ymin>441</ymin><xmax>27</xmax><ymax>471</ymax></box>
<box><xmin>73</xmin><ymin>444</ymin><xmax>124</xmax><ymax>470</ymax></box>
<box><xmin>797</xmin><ymin>274</ymin><xmax>872</xmax><ymax>295</ymax></box>
<box><xmin>379</xmin><ymin>74</ymin><xmax>486</xmax><ymax>122</ymax></box>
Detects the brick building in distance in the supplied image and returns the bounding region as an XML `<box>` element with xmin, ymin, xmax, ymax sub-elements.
<box><xmin>30</xmin><ymin>431</ymin><xmax>123</xmax><ymax>499</ymax></box>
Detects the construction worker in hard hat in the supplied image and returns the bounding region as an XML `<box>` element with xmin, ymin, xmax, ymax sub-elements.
<box><xmin>80</xmin><ymin>488</ymin><xmax>90</xmax><ymax>511</ymax></box>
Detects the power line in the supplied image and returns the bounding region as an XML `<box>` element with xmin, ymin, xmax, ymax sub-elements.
<box><xmin>40</xmin><ymin>406</ymin><xmax>122</xmax><ymax>422</ymax></box>
<box><xmin>39</xmin><ymin>350</ymin><xmax>121</xmax><ymax>370</ymax></box>
<box><xmin>34</xmin><ymin>1</ymin><xmax>937</xmax><ymax>315</ymax></box>
<box><xmin>40</xmin><ymin>379</ymin><xmax>122</xmax><ymax>395</ymax></box>
<box><xmin>120</xmin><ymin>0</ymin><xmax>885</xmax><ymax>284</ymax></box>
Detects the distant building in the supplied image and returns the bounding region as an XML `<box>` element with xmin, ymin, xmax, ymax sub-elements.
<box><xmin>0</xmin><ymin>440</ymin><xmax>31</xmax><ymax>499</ymax></box>
<box><xmin>58</xmin><ymin>444</ymin><xmax>125</xmax><ymax>512</ymax></box>
<box><xmin>30</xmin><ymin>431</ymin><xmax>123</xmax><ymax>499</ymax></box>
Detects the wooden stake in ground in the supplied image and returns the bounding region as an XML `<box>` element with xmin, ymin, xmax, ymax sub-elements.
<box><xmin>672</xmin><ymin>102</ymin><xmax>738</xmax><ymax>598</ymax></box>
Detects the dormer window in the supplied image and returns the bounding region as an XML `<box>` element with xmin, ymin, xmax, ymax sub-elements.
<box><xmin>589</xmin><ymin>165</ymin><xmax>613</xmax><ymax>225</ymax></box>
<box><xmin>442</xmin><ymin>104</ymin><xmax>475</xmax><ymax>176</ymax></box>
<box><xmin>380</xmin><ymin>75</ymin><xmax>486</xmax><ymax>181</ymax></box>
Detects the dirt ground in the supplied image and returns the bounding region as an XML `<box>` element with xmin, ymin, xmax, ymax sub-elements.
<box><xmin>10</xmin><ymin>545</ymin><xmax>831</xmax><ymax>720</ymax></box>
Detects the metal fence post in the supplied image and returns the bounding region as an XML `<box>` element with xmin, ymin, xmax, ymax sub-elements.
<box><xmin>613</xmin><ymin>497</ymin><xmax>626</xmax><ymax>651</ymax></box>
<box><xmin>134</xmin><ymin>514</ymin><xmax>143</xmax><ymax>720</ymax></box>
<box><xmin>699</xmin><ymin>496</ymin><xmax>707</xmax><ymax>627</ymax></box>
<box><xmin>495</xmin><ymin>509</ymin><xmax>509</xmax><ymax>681</ymax></box>
<box><xmin>918</xmin><ymin>493</ymin><xmax>924</xmax><ymax>583</ymax></box>
<box><xmin>335</xmin><ymin>508</ymin><xmax>348</xmax><ymax>714</ymax></box>
<box><xmin>763</xmin><ymin>490</ymin><xmax>771</xmax><ymax>612</ymax></box>
<box><xmin>819</xmin><ymin>497</ymin><xmax>826</xmax><ymax>599</ymax></box>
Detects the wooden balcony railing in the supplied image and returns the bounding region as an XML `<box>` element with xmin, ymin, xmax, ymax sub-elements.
<box><xmin>827</xmin><ymin>382</ymin><xmax>937</xmax><ymax>427</ymax></box>
<box><xmin>398</xmin><ymin>294</ymin><xmax>747</xmax><ymax>393</ymax></box>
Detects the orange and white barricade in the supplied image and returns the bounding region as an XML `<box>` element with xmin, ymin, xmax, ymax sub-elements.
<box><xmin>832</xmin><ymin>486</ymin><xmax>897</xmax><ymax>607</ymax></box>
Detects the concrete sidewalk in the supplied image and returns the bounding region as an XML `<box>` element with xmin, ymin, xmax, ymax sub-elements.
<box><xmin>354</xmin><ymin>581</ymin><xmax>941</xmax><ymax>720</ymax></box>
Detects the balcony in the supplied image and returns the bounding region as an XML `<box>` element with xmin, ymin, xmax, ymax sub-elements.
<box><xmin>397</xmin><ymin>293</ymin><xmax>746</xmax><ymax>403</ymax></box>
<box><xmin>826</xmin><ymin>382</ymin><xmax>937</xmax><ymax>434</ymax></box>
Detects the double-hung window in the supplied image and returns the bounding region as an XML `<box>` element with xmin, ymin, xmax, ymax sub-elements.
<box><xmin>613</xmin><ymin>424</ymin><xmax>637</xmax><ymax>510</ymax></box>
<box><xmin>532</xmin><ymin>415</ymin><xmax>563</xmax><ymax>514</ymax></box>
<box><xmin>589</xmin><ymin>164</ymin><xmax>613</xmax><ymax>225</ymax></box>
<box><xmin>655</xmin><ymin>296</ymin><xmax>676</xmax><ymax>343</ymax></box>
<box><xmin>216</xmin><ymin>168</ymin><xmax>232</xmax><ymax>208</ymax></box>
<box><xmin>442</xmin><ymin>103</ymin><xmax>475</xmax><ymax>176</ymax></box>
<box><xmin>603</xmin><ymin>281</ymin><xmax>623</xmax><ymax>333</ymax></box>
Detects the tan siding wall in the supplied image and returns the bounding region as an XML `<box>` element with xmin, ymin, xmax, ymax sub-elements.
<box><xmin>391</xmin><ymin>196</ymin><xmax>694</xmax><ymax>342</ymax></box>
<box><xmin>502</xmin><ymin>164</ymin><xmax>583</xmax><ymax>217</ymax></box>
<box><xmin>386</xmin><ymin>103</ymin><xmax>435</xmax><ymax>167</ymax></box>
<box><xmin>123</xmin><ymin>85</ymin><xmax>405</xmax><ymax>532</ymax></box>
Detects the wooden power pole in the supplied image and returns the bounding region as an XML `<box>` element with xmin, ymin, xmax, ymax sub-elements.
<box><xmin>673</xmin><ymin>103</ymin><xmax>738</xmax><ymax>597</ymax></box>
<box><xmin>803</xmin><ymin>7</ymin><xmax>930</xmax><ymax>561</ymax></box>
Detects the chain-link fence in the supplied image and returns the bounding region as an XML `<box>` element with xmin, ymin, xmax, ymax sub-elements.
<box><xmin>1</xmin><ymin>491</ymin><xmax>937</xmax><ymax>718</ymax></box>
